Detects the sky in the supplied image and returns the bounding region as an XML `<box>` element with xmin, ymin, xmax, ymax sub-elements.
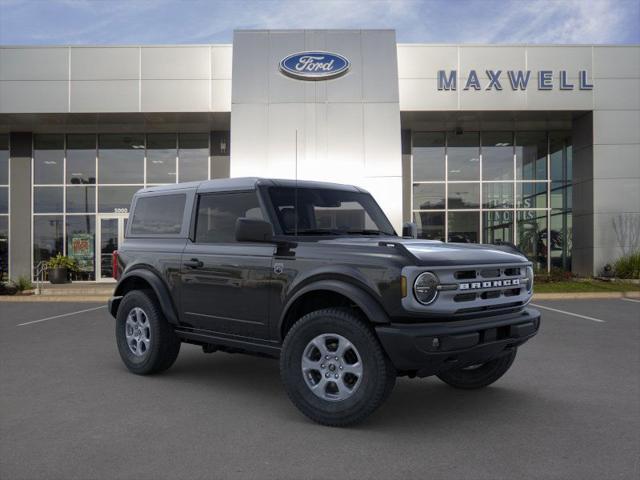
<box><xmin>0</xmin><ymin>0</ymin><xmax>638</xmax><ymax>45</ymax></box>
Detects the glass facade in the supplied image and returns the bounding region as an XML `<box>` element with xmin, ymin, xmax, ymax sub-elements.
<box><xmin>0</xmin><ymin>134</ymin><xmax>8</xmax><ymax>280</ymax></box>
<box><xmin>412</xmin><ymin>131</ymin><xmax>572</xmax><ymax>272</ymax></box>
<box><xmin>32</xmin><ymin>132</ymin><xmax>229</xmax><ymax>280</ymax></box>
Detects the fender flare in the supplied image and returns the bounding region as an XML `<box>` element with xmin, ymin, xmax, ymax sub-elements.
<box><xmin>279</xmin><ymin>279</ymin><xmax>390</xmax><ymax>336</ymax></box>
<box><xmin>111</xmin><ymin>269</ymin><xmax>179</xmax><ymax>325</ymax></box>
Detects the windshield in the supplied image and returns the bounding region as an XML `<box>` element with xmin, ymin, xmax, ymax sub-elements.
<box><xmin>267</xmin><ymin>186</ymin><xmax>396</xmax><ymax>236</ymax></box>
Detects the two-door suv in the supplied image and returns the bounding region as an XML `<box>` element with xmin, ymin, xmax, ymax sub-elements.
<box><xmin>108</xmin><ymin>178</ymin><xmax>540</xmax><ymax>426</ymax></box>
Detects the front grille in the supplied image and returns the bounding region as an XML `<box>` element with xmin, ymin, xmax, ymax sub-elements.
<box><xmin>403</xmin><ymin>262</ymin><xmax>532</xmax><ymax>318</ymax></box>
<box><xmin>479</xmin><ymin>268</ymin><xmax>500</xmax><ymax>278</ymax></box>
<box><xmin>454</xmin><ymin>270</ymin><xmax>476</xmax><ymax>280</ymax></box>
<box><xmin>456</xmin><ymin>300</ymin><xmax>525</xmax><ymax>315</ymax></box>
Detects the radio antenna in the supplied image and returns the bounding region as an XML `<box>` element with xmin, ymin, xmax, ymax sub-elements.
<box><xmin>294</xmin><ymin>129</ymin><xmax>298</xmax><ymax>236</ymax></box>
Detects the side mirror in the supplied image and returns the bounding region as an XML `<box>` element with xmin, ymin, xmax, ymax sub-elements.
<box><xmin>402</xmin><ymin>222</ymin><xmax>417</xmax><ymax>238</ymax></box>
<box><xmin>235</xmin><ymin>218</ymin><xmax>273</xmax><ymax>243</ymax></box>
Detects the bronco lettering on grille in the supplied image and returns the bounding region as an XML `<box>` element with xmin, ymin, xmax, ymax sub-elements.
<box><xmin>459</xmin><ymin>279</ymin><xmax>520</xmax><ymax>290</ymax></box>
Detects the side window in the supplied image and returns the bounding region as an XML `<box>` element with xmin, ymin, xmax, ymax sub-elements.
<box><xmin>130</xmin><ymin>194</ymin><xmax>186</xmax><ymax>235</ymax></box>
<box><xmin>195</xmin><ymin>191</ymin><xmax>264</xmax><ymax>243</ymax></box>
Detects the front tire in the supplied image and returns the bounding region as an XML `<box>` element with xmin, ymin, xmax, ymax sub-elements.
<box><xmin>280</xmin><ymin>308</ymin><xmax>396</xmax><ymax>427</ymax></box>
<box><xmin>115</xmin><ymin>290</ymin><xmax>181</xmax><ymax>375</ymax></box>
<box><xmin>436</xmin><ymin>348</ymin><xmax>517</xmax><ymax>390</ymax></box>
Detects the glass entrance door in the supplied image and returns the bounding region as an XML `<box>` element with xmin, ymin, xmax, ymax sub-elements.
<box><xmin>97</xmin><ymin>215</ymin><xmax>127</xmax><ymax>281</ymax></box>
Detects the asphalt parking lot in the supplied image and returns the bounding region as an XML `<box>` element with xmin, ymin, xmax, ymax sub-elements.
<box><xmin>1</xmin><ymin>299</ymin><xmax>638</xmax><ymax>480</ymax></box>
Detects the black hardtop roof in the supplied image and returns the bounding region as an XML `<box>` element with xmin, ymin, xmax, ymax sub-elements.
<box><xmin>138</xmin><ymin>177</ymin><xmax>365</xmax><ymax>195</ymax></box>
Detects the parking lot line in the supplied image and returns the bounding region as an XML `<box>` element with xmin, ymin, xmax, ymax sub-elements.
<box><xmin>16</xmin><ymin>305</ymin><xmax>106</xmax><ymax>327</ymax></box>
<box><xmin>530</xmin><ymin>303</ymin><xmax>605</xmax><ymax>323</ymax></box>
<box><xmin>621</xmin><ymin>298</ymin><xmax>640</xmax><ymax>304</ymax></box>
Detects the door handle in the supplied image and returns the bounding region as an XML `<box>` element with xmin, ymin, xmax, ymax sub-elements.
<box><xmin>184</xmin><ymin>258</ymin><xmax>203</xmax><ymax>268</ymax></box>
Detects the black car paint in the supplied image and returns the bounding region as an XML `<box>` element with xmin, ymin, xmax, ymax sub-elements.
<box><xmin>110</xmin><ymin>178</ymin><xmax>540</xmax><ymax>372</ymax></box>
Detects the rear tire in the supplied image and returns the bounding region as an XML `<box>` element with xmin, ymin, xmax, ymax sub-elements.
<box><xmin>280</xmin><ymin>308</ymin><xmax>396</xmax><ymax>427</ymax></box>
<box><xmin>436</xmin><ymin>348</ymin><xmax>517</xmax><ymax>390</ymax></box>
<box><xmin>115</xmin><ymin>290</ymin><xmax>181</xmax><ymax>375</ymax></box>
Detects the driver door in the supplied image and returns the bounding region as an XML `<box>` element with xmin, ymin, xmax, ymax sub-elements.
<box><xmin>179</xmin><ymin>191</ymin><xmax>274</xmax><ymax>339</ymax></box>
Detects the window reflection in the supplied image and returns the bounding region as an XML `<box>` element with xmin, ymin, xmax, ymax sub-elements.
<box><xmin>412</xmin><ymin>183</ymin><xmax>445</xmax><ymax>210</ymax></box>
<box><xmin>516</xmin><ymin>132</ymin><xmax>547</xmax><ymax>181</ymax></box>
<box><xmin>448</xmin><ymin>132</ymin><xmax>479</xmax><ymax>181</ymax></box>
<box><xmin>98</xmin><ymin>186</ymin><xmax>141</xmax><ymax>213</ymax></box>
<box><xmin>448</xmin><ymin>212</ymin><xmax>479</xmax><ymax>243</ymax></box>
<box><xmin>517</xmin><ymin>210</ymin><xmax>548</xmax><ymax>270</ymax></box>
<box><xmin>483</xmin><ymin>182</ymin><xmax>514</xmax><ymax>209</ymax></box>
<box><xmin>34</xmin><ymin>187</ymin><xmax>63</xmax><ymax>213</ymax></box>
<box><xmin>550</xmin><ymin>209</ymin><xmax>572</xmax><ymax>271</ymax></box>
<box><xmin>483</xmin><ymin>211</ymin><xmax>513</xmax><ymax>244</ymax></box>
<box><xmin>34</xmin><ymin>135</ymin><xmax>64</xmax><ymax>185</ymax></box>
<box><xmin>482</xmin><ymin>132</ymin><xmax>514</xmax><ymax>181</ymax></box>
<box><xmin>448</xmin><ymin>183</ymin><xmax>480</xmax><ymax>209</ymax></box>
<box><xmin>410</xmin><ymin>130</ymin><xmax>571</xmax><ymax>272</ymax></box>
<box><xmin>413</xmin><ymin>133</ymin><xmax>445</xmax><ymax>181</ymax></box>
<box><xmin>98</xmin><ymin>134</ymin><xmax>144</xmax><ymax>184</ymax></box>
<box><xmin>67</xmin><ymin>134</ymin><xmax>96</xmax><ymax>184</ymax></box>
<box><xmin>147</xmin><ymin>134</ymin><xmax>177</xmax><ymax>184</ymax></box>
<box><xmin>66</xmin><ymin>186</ymin><xmax>96</xmax><ymax>213</ymax></box>
<box><xmin>0</xmin><ymin>216</ymin><xmax>7</xmax><ymax>280</ymax></box>
<box><xmin>0</xmin><ymin>187</ymin><xmax>7</xmax><ymax>214</ymax></box>
<box><xmin>517</xmin><ymin>182</ymin><xmax>547</xmax><ymax>209</ymax></box>
<box><xmin>0</xmin><ymin>134</ymin><xmax>8</xmax><ymax>185</ymax></box>
<box><xmin>178</xmin><ymin>133</ymin><xmax>208</xmax><ymax>182</ymax></box>
<box><xmin>414</xmin><ymin>211</ymin><xmax>445</xmax><ymax>241</ymax></box>
<box><xmin>33</xmin><ymin>215</ymin><xmax>64</xmax><ymax>268</ymax></box>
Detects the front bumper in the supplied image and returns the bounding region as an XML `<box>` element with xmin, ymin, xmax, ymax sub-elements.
<box><xmin>375</xmin><ymin>308</ymin><xmax>540</xmax><ymax>377</ymax></box>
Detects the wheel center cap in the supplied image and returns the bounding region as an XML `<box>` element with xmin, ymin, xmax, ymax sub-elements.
<box><xmin>328</xmin><ymin>363</ymin><xmax>336</xmax><ymax>372</ymax></box>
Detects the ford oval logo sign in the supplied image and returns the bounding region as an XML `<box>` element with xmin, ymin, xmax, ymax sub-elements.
<box><xmin>279</xmin><ymin>51</ymin><xmax>350</xmax><ymax>81</ymax></box>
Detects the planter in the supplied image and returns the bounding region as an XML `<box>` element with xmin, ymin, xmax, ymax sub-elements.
<box><xmin>49</xmin><ymin>267</ymin><xmax>70</xmax><ymax>284</ymax></box>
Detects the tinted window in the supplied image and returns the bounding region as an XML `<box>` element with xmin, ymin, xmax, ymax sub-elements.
<box><xmin>34</xmin><ymin>134</ymin><xmax>64</xmax><ymax>185</ymax></box>
<box><xmin>67</xmin><ymin>134</ymin><xmax>96</xmax><ymax>184</ymax></box>
<box><xmin>0</xmin><ymin>134</ymin><xmax>8</xmax><ymax>185</ymax></box>
<box><xmin>98</xmin><ymin>186</ymin><xmax>140</xmax><ymax>213</ymax></box>
<box><xmin>195</xmin><ymin>192</ymin><xmax>263</xmax><ymax>243</ymax></box>
<box><xmin>448</xmin><ymin>132</ymin><xmax>479</xmax><ymax>181</ymax></box>
<box><xmin>147</xmin><ymin>134</ymin><xmax>177</xmax><ymax>184</ymax></box>
<box><xmin>178</xmin><ymin>133</ymin><xmax>208</xmax><ymax>182</ymax></box>
<box><xmin>413</xmin><ymin>133</ymin><xmax>445</xmax><ymax>181</ymax></box>
<box><xmin>268</xmin><ymin>187</ymin><xmax>395</xmax><ymax>236</ymax></box>
<box><xmin>98</xmin><ymin>134</ymin><xmax>144</xmax><ymax>184</ymax></box>
<box><xmin>130</xmin><ymin>194</ymin><xmax>186</xmax><ymax>235</ymax></box>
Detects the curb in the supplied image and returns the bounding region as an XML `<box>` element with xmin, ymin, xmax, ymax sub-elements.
<box><xmin>533</xmin><ymin>291</ymin><xmax>640</xmax><ymax>300</ymax></box>
<box><xmin>0</xmin><ymin>295</ymin><xmax>109</xmax><ymax>303</ymax></box>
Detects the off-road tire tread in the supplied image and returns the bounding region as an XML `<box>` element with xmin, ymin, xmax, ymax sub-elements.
<box><xmin>116</xmin><ymin>289</ymin><xmax>180</xmax><ymax>375</ymax></box>
<box><xmin>436</xmin><ymin>348</ymin><xmax>517</xmax><ymax>390</ymax></box>
<box><xmin>280</xmin><ymin>307</ymin><xmax>395</xmax><ymax>427</ymax></box>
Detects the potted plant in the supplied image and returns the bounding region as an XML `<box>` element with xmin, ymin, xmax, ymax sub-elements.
<box><xmin>47</xmin><ymin>254</ymin><xmax>78</xmax><ymax>284</ymax></box>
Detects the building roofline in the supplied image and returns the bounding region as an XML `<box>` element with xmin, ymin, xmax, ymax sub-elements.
<box><xmin>396</xmin><ymin>43</ymin><xmax>640</xmax><ymax>47</ymax></box>
<box><xmin>0</xmin><ymin>44</ymin><xmax>232</xmax><ymax>48</ymax></box>
<box><xmin>1</xmin><ymin>42</ymin><xmax>637</xmax><ymax>49</ymax></box>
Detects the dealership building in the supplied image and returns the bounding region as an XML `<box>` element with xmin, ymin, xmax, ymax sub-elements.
<box><xmin>0</xmin><ymin>30</ymin><xmax>638</xmax><ymax>281</ymax></box>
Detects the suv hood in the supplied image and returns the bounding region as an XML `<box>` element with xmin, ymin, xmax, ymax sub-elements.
<box><xmin>317</xmin><ymin>237</ymin><xmax>528</xmax><ymax>266</ymax></box>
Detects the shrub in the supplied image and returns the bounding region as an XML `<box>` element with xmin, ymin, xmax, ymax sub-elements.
<box><xmin>46</xmin><ymin>253</ymin><xmax>79</xmax><ymax>272</ymax></box>
<box><xmin>14</xmin><ymin>276</ymin><xmax>33</xmax><ymax>292</ymax></box>
<box><xmin>613</xmin><ymin>251</ymin><xmax>640</xmax><ymax>279</ymax></box>
<box><xmin>534</xmin><ymin>267</ymin><xmax>572</xmax><ymax>283</ymax></box>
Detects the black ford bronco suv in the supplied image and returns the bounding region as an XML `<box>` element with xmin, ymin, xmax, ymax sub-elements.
<box><xmin>108</xmin><ymin>178</ymin><xmax>540</xmax><ymax>426</ymax></box>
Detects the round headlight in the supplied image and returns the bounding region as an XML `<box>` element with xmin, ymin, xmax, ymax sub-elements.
<box><xmin>414</xmin><ymin>272</ymin><xmax>439</xmax><ymax>305</ymax></box>
<box><xmin>526</xmin><ymin>266</ymin><xmax>534</xmax><ymax>293</ymax></box>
